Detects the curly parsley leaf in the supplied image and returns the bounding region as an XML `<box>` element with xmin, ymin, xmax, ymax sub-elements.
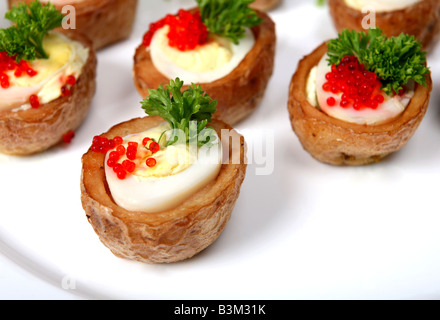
<box><xmin>141</xmin><ymin>78</ymin><xmax>218</xmax><ymax>147</ymax></box>
<box><xmin>0</xmin><ymin>0</ymin><xmax>64</xmax><ymax>62</ymax></box>
<box><xmin>327</xmin><ymin>28</ymin><xmax>429</xmax><ymax>95</ymax></box>
<box><xmin>196</xmin><ymin>0</ymin><xmax>263</xmax><ymax>44</ymax></box>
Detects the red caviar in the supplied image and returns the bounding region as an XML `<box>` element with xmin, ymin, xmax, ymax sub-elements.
<box><xmin>109</xmin><ymin>151</ymin><xmax>120</xmax><ymax>160</ymax></box>
<box><xmin>0</xmin><ymin>52</ymin><xmax>38</xmax><ymax>89</ymax></box>
<box><xmin>1</xmin><ymin>73</ymin><xmax>9</xmax><ymax>89</ymax></box>
<box><xmin>91</xmin><ymin>135</ymin><xmax>123</xmax><ymax>154</ymax></box>
<box><xmin>122</xmin><ymin>160</ymin><xmax>136</xmax><ymax>173</ymax></box>
<box><xmin>146</xmin><ymin>158</ymin><xmax>157</xmax><ymax>168</ymax></box>
<box><xmin>63</xmin><ymin>130</ymin><xmax>75</xmax><ymax>144</ymax></box>
<box><xmin>61</xmin><ymin>85</ymin><xmax>70</xmax><ymax>97</ymax></box>
<box><xmin>116</xmin><ymin>145</ymin><xmax>126</xmax><ymax>156</ymax></box>
<box><xmin>66</xmin><ymin>75</ymin><xmax>76</xmax><ymax>86</ymax></box>
<box><xmin>126</xmin><ymin>144</ymin><xmax>138</xmax><ymax>161</ymax></box>
<box><xmin>107</xmin><ymin>157</ymin><xmax>118</xmax><ymax>168</ymax></box>
<box><xmin>114</xmin><ymin>136</ymin><xmax>123</xmax><ymax>145</ymax></box>
<box><xmin>90</xmin><ymin>135</ymin><xmax>159</xmax><ymax>180</ymax></box>
<box><xmin>116</xmin><ymin>166</ymin><xmax>127</xmax><ymax>180</ymax></box>
<box><xmin>149</xmin><ymin>141</ymin><xmax>160</xmax><ymax>154</ymax></box>
<box><xmin>327</xmin><ymin>97</ymin><xmax>336</xmax><ymax>106</ymax></box>
<box><xmin>29</xmin><ymin>94</ymin><xmax>40</xmax><ymax>109</ymax></box>
<box><xmin>60</xmin><ymin>74</ymin><xmax>76</xmax><ymax>97</ymax></box>
<box><xmin>142</xmin><ymin>9</ymin><xmax>209</xmax><ymax>51</ymax></box>
<box><xmin>323</xmin><ymin>56</ymin><xmax>385</xmax><ymax>111</ymax></box>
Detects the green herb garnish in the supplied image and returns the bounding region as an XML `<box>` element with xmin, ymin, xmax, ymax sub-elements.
<box><xmin>0</xmin><ymin>0</ymin><xmax>64</xmax><ymax>62</ymax></box>
<box><xmin>141</xmin><ymin>78</ymin><xmax>218</xmax><ymax>147</ymax></box>
<box><xmin>327</xmin><ymin>28</ymin><xmax>429</xmax><ymax>95</ymax></box>
<box><xmin>196</xmin><ymin>0</ymin><xmax>263</xmax><ymax>45</ymax></box>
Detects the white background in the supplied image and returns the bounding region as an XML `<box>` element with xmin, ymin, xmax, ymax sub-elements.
<box><xmin>1</xmin><ymin>0</ymin><xmax>439</xmax><ymax>300</ymax></box>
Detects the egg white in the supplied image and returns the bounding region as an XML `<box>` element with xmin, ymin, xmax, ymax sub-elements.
<box><xmin>149</xmin><ymin>26</ymin><xmax>255</xmax><ymax>84</ymax></box>
<box><xmin>344</xmin><ymin>0</ymin><xmax>421</xmax><ymax>12</ymax></box>
<box><xmin>105</xmin><ymin>126</ymin><xmax>223</xmax><ymax>213</ymax></box>
<box><xmin>308</xmin><ymin>54</ymin><xmax>414</xmax><ymax>125</ymax></box>
<box><xmin>0</xmin><ymin>32</ymin><xmax>89</xmax><ymax>112</ymax></box>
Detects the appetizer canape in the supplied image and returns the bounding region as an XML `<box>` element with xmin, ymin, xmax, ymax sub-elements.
<box><xmin>0</xmin><ymin>1</ymin><xmax>96</xmax><ymax>155</ymax></box>
<box><xmin>328</xmin><ymin>0</ymin><xmax>440</xmax><ymax>50</ymax></box>
<box><xmin>133</xmin><ymin>0</ymin><xmax>276</xmax><ymax>125</ymax></box>
<box><xmin>287</xmin><ymin>28</ymin><xmax>432</xmax><ymax>166</ymax></box>
<box><xmin>8</xmin><ymin>0</ymin><xmax>139</xmax><ymax>50</ymax></box>
<box><xmin>81</xmin><ymin>78</ymin><xmax>247</xmax><ymax>264</ymax></box>
<box><xmin>250</xmin><ymin>0</ymin><xmax>281</xmax><ymax>11</ymax></box>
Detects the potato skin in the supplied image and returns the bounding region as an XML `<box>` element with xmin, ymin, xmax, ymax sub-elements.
<box><xmin>250</xmin><ymin>0</ymin><xmax>281</xmax><ymax>11</ymax></box>
<box><xmin>133</xmin><ymin>10</ymin><xmax>276</xmax><ymax>125</ymax></box>
<box><xmin>287</xmin><ymin>43</ymin><xmax>432</xmax><ymax>166</ymax></box>
<box><xmin>328</xmin><ymin>0</ymin><xmax>440</xmax><ymax>50</ymax></box>
<box><xmin>81</xmin><ymin>117</ymin><xmax>247</xmax><ymax>263</ymax></box>
<box><xmin>0</xmin><ymin>32</ymin><xmax>97</xmax><ymax>156</ymax></box>
<box><xmin>8</xmin><ymin>0</ymin><xmax>138</xmax><ymax>50</ymax></box>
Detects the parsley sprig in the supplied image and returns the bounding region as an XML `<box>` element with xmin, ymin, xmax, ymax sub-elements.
<box><xmin>327</xmin><ymin>28</ymin><xmax>429</xmax><ymax>95</ymax></box>
<box><xmin>196</xmin><ymin>0</ymin><xmax>263</xmax><ymax>45</ymax></box>
<box><xmin>0</xmin><ymin>1</ymin><xmax>64</xmax><ymax>62</ymax></box>
<box><xmin>141</xmin><ymin>78</ymin><xmax>218</xmax><ymax>147</ymax></box>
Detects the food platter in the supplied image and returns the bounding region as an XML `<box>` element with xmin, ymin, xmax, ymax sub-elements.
<box><xmin>1</xmin><ymin>0</ymin><xmax>440</xmax><ymax>300</ymax></box>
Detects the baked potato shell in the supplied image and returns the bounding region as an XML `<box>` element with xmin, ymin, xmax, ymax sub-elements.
<box><xmin>81</xmin><ymin>117</ymin><xmax>247</xmax><ymax>264</ymax></box>
<box><xmin>133</xmin><ymin>10</ymin><xmax>276</xmax><ymax>126</ymax></box>
<box><xmin>0</xmin><ymin>32</ymin><xmax>97</xmax><ymax>156</ymax></box>
<box><xmin>287</xmin><ymin>43</ymin><xmax>432</xmax><ymax>166</ymax></box>
<box><xmin>250</xmin><ymin>0</ymin><xmax>281</xmax><ymax>11</ymax></box>
<box><xmin>328</xmin><ymin>0</ymin><xmax>440</xmax><ymax>50</ymax></box>
<box><xmin>8</xmin><ymin>0</ymin><xmax>138</xmax><ymax>50</ymax></box>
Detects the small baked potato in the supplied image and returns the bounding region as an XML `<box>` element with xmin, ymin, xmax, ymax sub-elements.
<box><xmin>133</xmin><ymin>10</ymin><xmax>276</xmax><ymax>125</ymax></box>
<box><xmin>287</xmin><ymin>43</ymin><xmax>432</xmax><ymax>166</ymax></box>
<box><xmin>8</xmin><ymin>0</ymin><xmax>138</xmax><ymax>50</ymax></box>
<box><xmin>0</xmin><ymin>32</ymin><xmax>97</xmax><ymax>156</ymax></box>
<box><xmin>328</xmin><ymin>0</ymin><xmax>440</xmax><ymax>50</ymax></box>
<box><xmin>81</xmin><ymin>116</ymin><xmax>247</xmax><ymax>264</ymax></box>
<box><xmin>250</xmin><ymin>0</ymin><xmax>281</xmax><ymax>11</ymax></box>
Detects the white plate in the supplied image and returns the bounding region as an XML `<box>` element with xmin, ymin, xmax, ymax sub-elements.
<box><xmin>1</xmin><ymin>0</ymin><xmax>440</xmax><ymax>300</ymax></box>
